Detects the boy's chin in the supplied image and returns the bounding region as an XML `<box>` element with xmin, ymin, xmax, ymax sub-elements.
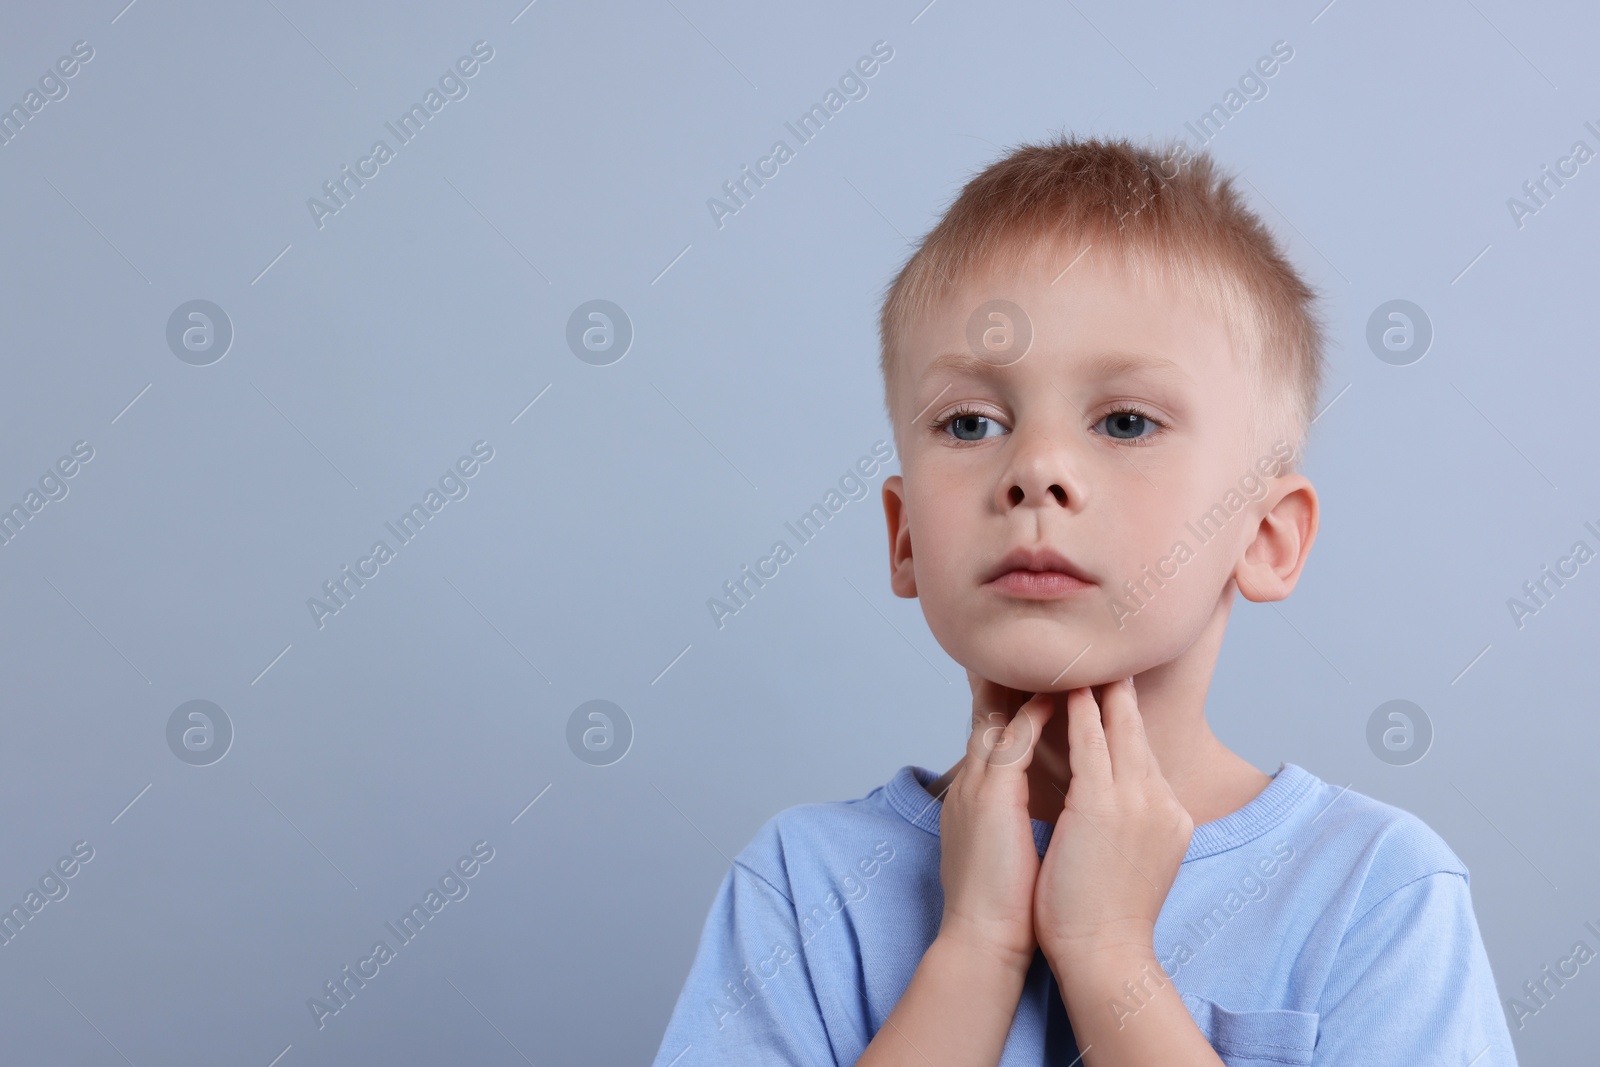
<box><xmin>964</xmin><ymin>652</ymin><xmax>1129</xmax><ymax>695</ymax></box>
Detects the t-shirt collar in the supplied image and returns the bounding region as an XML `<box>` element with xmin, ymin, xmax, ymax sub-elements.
<box><xmin>884</xmin><ymin>760</ymin><xmax>1319</xmax><ymax>861</ymax></box>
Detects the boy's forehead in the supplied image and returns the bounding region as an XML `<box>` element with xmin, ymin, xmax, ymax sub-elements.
<box><xmin>901</xmin><ymin>254</ymin><xmax>1240</xmax><ymax>387</ymax></box>
<box><xmin>917</xmin><ymin>347</ymin><xmax>1197</xmax><ymax>388</ymax></box>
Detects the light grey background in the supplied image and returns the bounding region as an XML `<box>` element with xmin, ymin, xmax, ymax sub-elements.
<box><xmin>0</xmin><ymin>0</ymin><xmax>1593</xmax><ymax>1063</ymax></box>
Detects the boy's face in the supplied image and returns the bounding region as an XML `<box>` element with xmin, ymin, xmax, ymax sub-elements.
<box><xmin>881</xmin><ymin>248</ymin><xmax>1298</xmax><ymax>693</ymax></box>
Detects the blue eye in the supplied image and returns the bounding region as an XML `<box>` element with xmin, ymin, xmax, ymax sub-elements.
<box><xmin>1096</xmin><ymin>408</ymin><xmax>1162</xmax><ymax>442</ymax></box>
<box><xmin>930</xmin><ymin>404</ymin><xmax>1167</xmax><ymax>445</ymax></box>
<box><xmin>936</xmin><ymin>408</ymin><xmax>1008</xmax><ymax>441</ymax></box>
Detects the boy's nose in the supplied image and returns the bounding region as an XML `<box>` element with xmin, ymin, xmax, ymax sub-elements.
<box><xmin>1006</xmin><ymin>478</ymin><xmax>1069</xmax><ymax>508</ymax></box>
<box><xmin>998</xmin><ymin>422</ymin><xmax>1084</xmax><ymax>511</ymax></box>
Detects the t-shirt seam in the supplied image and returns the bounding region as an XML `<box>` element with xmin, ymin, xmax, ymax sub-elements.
<box><xmin>1347</xmin><ymin>867</ymin><xmax>1465</xmax><ymax>930</ymax></box>
<box><xmin>730</xmin><ymin>859</ymin><xmax>845</xmax><ymax>1067</ymax></box>
<box><xmin>734</xmin><ymin>856</ymin><xmax>797</xmax><ymax>909</ymax></box>
<box><xmin>1314</xmin><ymin>869</ymin><xmax>1470</xmax><ymax>1026</ymax></box>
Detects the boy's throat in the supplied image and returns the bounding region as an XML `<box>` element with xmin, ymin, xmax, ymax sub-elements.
<box><xmin>1026</xmin><ymin>721</ymin><xmax>1073</xmax><ymax>824</ymax></box>
<box><xmin>1027</xmin><ymin>756</ymin><xmax>1071</xmax><ymax>825</ymax></box>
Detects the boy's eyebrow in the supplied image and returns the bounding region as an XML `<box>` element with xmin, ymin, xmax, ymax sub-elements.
<box><xmin>920</xmin><ymin>349</ymin><xmax>1195</xmax><ymax>386</ymax></box>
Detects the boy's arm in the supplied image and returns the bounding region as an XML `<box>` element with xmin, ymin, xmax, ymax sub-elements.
<box><xmin>1048</xmin><ymin>943</ymin><xmax>1225</xmax><ymax>1067</ymax></box>
<box><xmin>647</xmin><ymin>857</ymin><xmax>838</xmax><ymax>1067</ymax></box>
<box><xmin>1308</xmin><ymin>870</ymin><xmax>1519</xmax><ymax>1065</ymax></box>
<box><xmin>857</xmin><ymin>932</ymin><xmax>1030</xmax><ymax>1067</ymax></box>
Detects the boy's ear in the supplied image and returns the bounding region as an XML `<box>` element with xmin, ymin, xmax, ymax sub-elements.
<box><xmin>1234</xmin><ymin>474</ymin><xmax>1319</xmax><ymax>603</ymax></box>
<box><xmin>881</xmin><ymin>475</ymin><xmax>918</xmax><ymax>598</ymax></box>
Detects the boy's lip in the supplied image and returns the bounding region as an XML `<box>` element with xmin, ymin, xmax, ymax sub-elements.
<box><xmin>982</xmin><ymin>545</ymin><xmax>1096</xmax><ymax>585</ymax></box>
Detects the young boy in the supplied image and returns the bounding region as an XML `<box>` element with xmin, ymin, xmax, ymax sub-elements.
<box><xmin>649</xmin><ymin>134</ymin><xmax>1519</xmax><ymax>1066</ymax></box>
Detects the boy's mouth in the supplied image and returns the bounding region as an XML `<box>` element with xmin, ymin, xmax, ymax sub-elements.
<box><xmin>982</xmin><ymin>545</ymin><xmax>1097</xmax><ymax>599</ymax></box>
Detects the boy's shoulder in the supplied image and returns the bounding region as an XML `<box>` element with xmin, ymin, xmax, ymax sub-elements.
<box><xmin>1277</xmin><ymin>765</ymin><xmax>1472</xmax><ymax>918</ymax></box>
<box><xmin>727</xmin><ymin>762</ymin><xmax>1474</xmax><ymax>920</ymax></box>
<box><xmin>728</xmin><ymin>767</ymin><xmax>919</xmax><ymax>902</ymax></box>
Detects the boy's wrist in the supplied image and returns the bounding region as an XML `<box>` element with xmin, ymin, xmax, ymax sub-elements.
<box><xmin>932</xmin><ymin>924</ymin><xmax>1037</xmax><ymax>977</ymax></box>
<box><xmin>1044</xmin><ymin>939</ymin><xmax>1161</xmax><ymax>1003</ymax></box>
<box><xmin>1040</xmin><ymin>918</ymin><xmax>1157</xmax><ymax>970</ymax></box>
<box><xmin>1043</xmin><ymin>921</ymin><xmax>1158</xmax><ymax>959</ymax></box>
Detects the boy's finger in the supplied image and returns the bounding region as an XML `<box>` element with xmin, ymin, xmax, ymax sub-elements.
<box><xmin>1062</xmin><ymin>686</ymin><xmax>1113</xmax><ymax>789</ymax></box>
<box><xmin>1003</xmin><ymin>694</ymin><xmax>1056</xmax><ymax>773</ymax></box>
<box><xmin>966</xmin><ymin>677</ymin><xmax>1033</xmax><ymax>765</ymax></box>
<box><xmin>1100</xmin><ymin>676</ymin><xmax>1149</xmax><ymax>783</ymax></box>
<box><xmin>969</xmin><ymin>692</ymin><xmax>1050</xmax><ymax>771</ymax></box>
<box><xmin>969</xmin><ymin>697</ymin><xmax>1030</xmax><ymax>770</ymax></box>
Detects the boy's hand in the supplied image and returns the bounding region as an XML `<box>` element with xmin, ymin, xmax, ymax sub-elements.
<box><xmin>1034</xmin><ymin>678</ymin><xmax>1194</xmax><ymax>967</ymax></box>
<box><xmin>936</xmin><ymin>671</ymin><xmax>1057</xmax><ymax>974</ymax></box>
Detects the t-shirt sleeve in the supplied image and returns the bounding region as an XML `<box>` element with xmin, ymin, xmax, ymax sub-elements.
<box><xmin>1312</xmin><ymin>870</ymin><xmax>1519</xmax><ymax>1065</ymax></box>
<box><xmin>649</xmin><ymin>858</ymin><xmax>839</xmax><ymax>1067</ymax></box>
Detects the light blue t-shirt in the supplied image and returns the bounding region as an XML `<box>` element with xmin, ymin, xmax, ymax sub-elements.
<box><xmin>650</xmin><ymin>761</ymin><xmax>1519</xmax><ymax>1066</ymax></box>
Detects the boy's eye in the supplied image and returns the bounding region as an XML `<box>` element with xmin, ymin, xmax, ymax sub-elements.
<box><xmin>943</xmin><ymin>412</ymin><xmax>1007</xmax><ymax>441</ymax></box>
<box><xmin>1097</xmin><ymin>409</ymin><xmax>1160</xmax><ymax>441</ymax></box>
<box><xmin>932</xmin><ymin>405</ymin><xmax>1166</xmax><ymax>444</ymax></box>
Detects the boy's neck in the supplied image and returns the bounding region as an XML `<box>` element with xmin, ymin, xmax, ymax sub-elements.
<box><xmin>929</xmin><ymin>594</ymin><xmax>1275</xmax><ymax>830</ymax></box>
<box><xmin>929</xmin><ymin>713</ymin><xmax>1269</xmax><ymax>830</ymax></box>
